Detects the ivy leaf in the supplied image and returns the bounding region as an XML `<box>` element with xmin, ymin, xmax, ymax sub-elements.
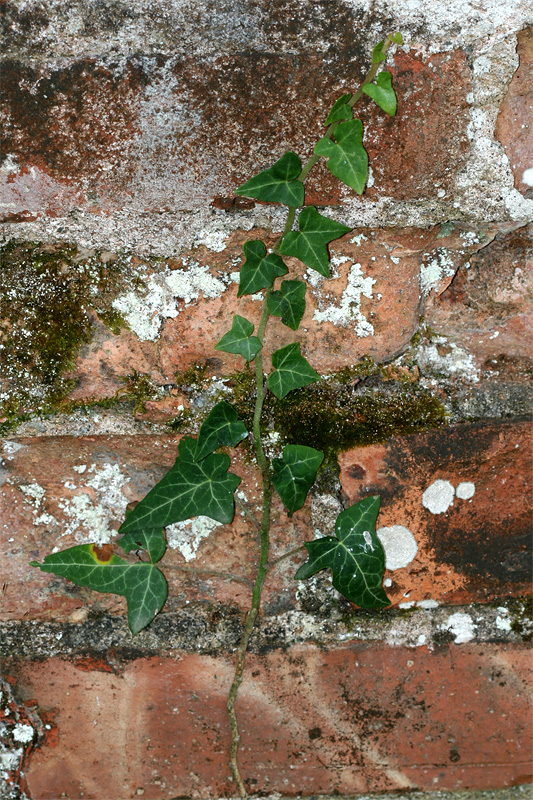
<box><xmin>267</xmin><ymin>280</ymin><xmax>306</xmax><ymax>330</ymax></box>
<box><xmin>314</xmin><ymin>119</ymin><xmax>368</xmax><ymax>195</ymax></box>
<box><xmin>325</xmin><ymin>93</ymin><xmax>353</xmax><ymax>125</ymax></box>
<box><xmin>279</xmin><ymin>206</ymin><xmax>350</xmax><ymax>277</ymax></box>
<box><xmin>372</xmin><ymin>41</ymin><xmax>387</xmax><ymax>63</ymax></box>
<box><xmin>391</xmin><ymin>32</ymin><xmax>403</xmax><ymax>45</ymax></box>
<box><xmin>31</xmin><ymin>544</ymin><xmax>167</xmax><ymax>634</ymax></box>
<box><xmin>195</xmin><ymin>400</ymin><xmax>248</xmax><ymax>461</ymax></box>
<box><xmin>118</xmin><ymin>436</ymin><xmax>241</xmax><ymax>532</ymax></box>
<box><xmin>215</xmin><ymin>315</ymin><xmax>262</xmax><ymax>362</ymax></box>
<box><xmin>362</xmin><ymin>71</ymin><xmax>397</xmax><ymax>116</ymax></box>
<box><xmin>267</xmin><ymin>343</ymin><xmax>320</xmax><ymax>399</ymax></box>
<box><xmin>272</xmin><ymin>445</ymin><xmax>324</xmax><ymax>515</ymax></box>
<box><xmin>235</xmin><ymin>152</ymin><xmax>305</xmax><ymax>207</ymax></box>
<box><xmin>238</xmin><ymin>240</ymin><xmax>288</xmax><ymax>297</ymax></box>
<box><xmin>119</xmin><ymin>529</ymin><xmax>166</xmax><ymax>563</ymax></box>
<box><xmin>294</xmin><ymin>496</ymin><xmax>390</xmax><ymax>609</ymax></box>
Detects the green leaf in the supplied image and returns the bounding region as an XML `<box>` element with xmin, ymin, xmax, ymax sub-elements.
<box><xmin>391</xmin><ymin>32</ymin><xmax>403</xmax><ymax>45</ymax></box>
<box><xmin>31</xmin><ymin>544</ymin><xmax>167</xmax><ymax>634</ymax></box>
<box><xmin>238</xmin><ymin>240</ymin><xmax>288</xmax><ymax>297</ymax></box>
<box><xmin>372</xmin><ymin>41</ymin><xmax>387</xmax><ymax>63</ymax></box>
<box><xmin>272</xmin><ymin>445</ymin><xmax>324</xmax><ymax>515</ymax></box>
<box><xmin>118</xmin><ymin>436</ymin><xmax>241</xmax><ymax>532</ymax></box>
<box><xmin>119</xmin><ymin>529</ymin><xmax>166</xmax><ymax>563</ymax></box>
<box><xmin>195</xmin><ymin>400</ymin><xmax>248</xmax><ymax>461</ymax></box>
<box><xmin>235</xmin><ymin>152</ymin><xmax>305</xmax><ymax>207</ymax></box>
<box><xmin>294</xmin><ymin>496</ymin><xmax>390</xmax><ymax>609</ymax></box>
<box><xmin>215</xmin><ymin>315</ymin><xmax>262</xmax><ymax>362</ymax></box>
<box><xmin>325</xmin><ymin>93</ymin><xmax>353</xmax><ymax>125</ymax></box>
<box><xmin>362</xmin><ymin>71</ymin><xmax>397</xmax><ymax>116</ymax></box>
<box><xmin>279</xmin><ymin>206</ymin><xmax>350</xmax><ymax>277</ymax></box>
<box><xmin>314</xmin><ymin>120</ymin><xmax>368</xmax><ymax>195</ymax></box>
<box><xmin>267</xmin><ymin>343</ymin><xmax>320</xmax><ymax>399</ymax></box>
<box><xmin>267</xmin><ymin>280</ymin><xmax>306</xmax><ymax>330</ymax></box>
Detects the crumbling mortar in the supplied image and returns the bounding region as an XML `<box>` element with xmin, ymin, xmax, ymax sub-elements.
<box><xmin>0</xmin><ymin>599</ymin><xmax>529</xmax><ymax>661</ymax></box>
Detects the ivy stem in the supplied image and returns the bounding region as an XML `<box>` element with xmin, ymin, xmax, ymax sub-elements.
<box><xmin>226</xmin><ymin>33</ymin><xmax>397</xmax><ymax>794</ymax></box>
<box><xmin>227</xmin><ymin>289</ymin><xmax>273</xmax><ymax>796</ymax></box>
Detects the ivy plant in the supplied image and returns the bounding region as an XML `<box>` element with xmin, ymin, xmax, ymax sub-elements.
<box><xmin>32</xmin><ymin>32</ymin><xmax>403</xmax><ymax>796</ymax></box>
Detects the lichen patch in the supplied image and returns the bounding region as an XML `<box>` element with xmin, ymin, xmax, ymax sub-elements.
<box><xmin>111</xmin><ymin>260</ymin><xmax>228</xmax><ymax>341</ymax></box>
<box><xmin>422</xmin><ymin>479</ymin><xmax>455</xmax><ymax>514</ymax></box>
<box><xmin>376</xmin><ymin>525</ymin><xmax>418</xmax><ymax>570</ymax></box>
<box><xmin>166</xmin><ymin>516</ymin><xmax>222</xmax><ymax>561</ymax></box>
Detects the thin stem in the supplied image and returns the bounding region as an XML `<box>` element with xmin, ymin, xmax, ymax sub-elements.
<box><xmin>266</xmin><ymin>544</ymin><xmax>307</xmax><ymax>570</ymax></box>
<box><xmin>225</xmin><ymin>34</ymin><xmax>398</xmax><ymax>794</ymax></box>
<box><xmin>227</xmin><ymin>287</ymin><xmax>273</xmax><ymax>795</ymax></box>
<box><xmin>235</xmin><ymin>495</ymin><xmax>261</xmax><ymax>533</ymax></box>
<box><xmin>164</xmin><ymin>564</ymin><xmax>253</xmax><ymax>588</ymax></box>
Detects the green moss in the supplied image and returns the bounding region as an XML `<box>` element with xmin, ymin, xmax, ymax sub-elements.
<box><xmin>507</xmin><ymin>596</ymin><xmax>533</xmax><ymax>642</ymax></box>
<box><xmin>268</xmin><ymin>377</ymin><xmax>446</xmax><ymax>461</ymax></box>
<box><xmin>174</xmin><ymin>361</ymin><xmax>213</xmax><ymax>392</ymax></box>
<box><xmin>0</xmin><ymin>240</ymin><xmax>140</xmax><ymax>426</ymax></box>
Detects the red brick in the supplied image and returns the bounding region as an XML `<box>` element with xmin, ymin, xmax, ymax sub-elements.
<box><xmin>339</xmin><ymin>418</ymin><xmax>532</xmax><ymax>607</ymax></box>
<box><xmin>1</xmin><ymin>43</ymin><xmax>471</xmax><ymax>217</ymax></box>
<box><xmin>495</xmin><ymin>26</ymin><xmax>533</xmax><ymax>198</ymax></box>
<box><xmin>425</xmin><ymin>223</ymin><xmax>533</xmax><ymax>368</ymax></box>
<box><xmin>2</xmin><ymin>418</ymin><xmax>531</xmax><ymax>624</ymax></box>
<box><xmin>10</xmin><ymin>643</ymin><xmax>532</xmax><ymax>798</ymax></box>
<box><xmin>70</xmin><ymin>223</ymin><xmax>497</xmax><ymax>401</ymax></box>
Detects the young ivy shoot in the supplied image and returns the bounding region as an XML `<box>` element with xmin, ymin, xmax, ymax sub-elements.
<box><xmin>32</xmin><ymin>31</ymin><xmax>403</xmax><ymax>797</ymax></box>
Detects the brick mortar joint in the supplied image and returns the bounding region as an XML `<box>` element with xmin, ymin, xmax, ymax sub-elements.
<box><xmin>1</xmin><ymin>599</ymin><xmax>529</xmax><ymax>660</ymax></box>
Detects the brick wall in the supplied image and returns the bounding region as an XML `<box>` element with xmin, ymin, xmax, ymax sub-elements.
<box><xmin>1</xmin><ymin>2</ymin><xmax>532</xmax><ymax>798</ymax></box>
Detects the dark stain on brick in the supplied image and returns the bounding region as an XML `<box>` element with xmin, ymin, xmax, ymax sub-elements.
<box><xmin>371</xmin><ymin>420</ymin><xmax>533</xmax><ymax>588</ymax></box>
<box><xmin>1</xmin><ymin>58</ymin><xmax>148</xmax><ymax>183</ymax></box>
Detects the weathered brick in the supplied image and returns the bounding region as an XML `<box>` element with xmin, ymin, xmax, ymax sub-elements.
<box><xmin>8</xmin><ymin>643</ymin><xmax>532</xmax><ymax>798</ymax></box>
<box><xmin>495</xmin><ymin>26</ymin><xmax>533</xmax><ymax>198</ymax></box>
<box><xmin>1</xmin><ymin>418</ymin><xmax>530</xmax><ymax>624</ymax></box>
<box><xmin>67</xmin><ymin>223</ymin><xmax>501</xmax><ymax>403</ymax></box>
<box><xmin>339</xmin><ymin>419</ymin><xmax>532</xmax><ymax>606</ymax></box>
<box><xmin>425</xmin><ymin>223</ymin><xmax>533</xmax><ymax>368</ymax></box>
<box><xmin>0</xmin><ymin>30</ymin><xmax>471</xmax><ymax>218</ymax></box>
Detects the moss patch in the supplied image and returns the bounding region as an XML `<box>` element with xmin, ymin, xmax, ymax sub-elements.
<box><xmin>0</xmin><ymin>240</ymin><xmax>140</xmax><ymax>427</ymax></box>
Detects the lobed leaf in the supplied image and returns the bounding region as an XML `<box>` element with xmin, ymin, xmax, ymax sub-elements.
<box><xmin>294</xmin><ymin>496</ymin><xmax>390</xmax><ymax>609</ymax></box>
<box><xmin>31</xmin><ymin>544</ymin><xmax>167</xmax><ymax>634</ymax></box>
<box><xmin>119</xmin><ymin>529</ymin><xmax>166</xmax><ymax>563</ymax></box>
<box><xmin>215</xmin><ymin>315</ymin><xmax>262</xmax><ymax>362</ymax></box>
<box><xmin>238</xmin><ymin>240</ymin><xmax>288</xmax><ymax>297</ymax></box>
<box><xmin>325</xmin><ymin>93</ymin><xmax>353</xmax><ymax>125</ymax></box>
<box><xmin>279</xmin><ymin>206</ymin><xmax>351</xmax><ymax>277</ymax></box>
<box><xmin>195</xmin><ymin>400</ymin><xmax>248</xmax><ymax>461</ymax></box>
<box><xmin>314</xmin><ymin>119</ymin><xmax>368</xmax><ymax>195</ymax></box>
<box><xmin>267</xmin><ymin>342</ymin><xmax>320</xmax><ymax>399</ymax></box>
<box><xmin>235</xmin><ymin>151</ymin><xmax>305</xmax><ymax>207</ymax></box>
<box><xmin>118</xmin><ymin>436</ymin><xmax>241</xmax><ymax>532</ymax></box>
<box><xmin>362</xmin><ymin>71</ymin><xmax>397</xmax><ymax>116</ymax></box>
<box><xmin>372</xmin><ymin>41</ymin><xmax>387</xmax><ymax>63</ymax></box>
<box><xmin>267</xmin><ymin>280</ymin><xmax>306</xmax><ymax>330</ymax></box>
<box><xmin>272</xmin><ymin>445</ymin><xmax>324</xmax><ymax>515</ymax></box>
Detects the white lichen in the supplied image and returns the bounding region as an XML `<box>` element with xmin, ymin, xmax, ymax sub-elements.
<box><xmin>422</xmin><ymin>479</ymin><xmax>455</xmax><ymax>514</ymax></box>
<box><xmin>312</xmin><ymin>256</ymin><xmax>375</xmax><ymax>335</ymax></box>
<box><xmin>376</xmin><ymin>525</ymin><xmax>418</xmax><ymax>570</ymax></box>
<box><xmin>166</xmin><ymin>516</ymin><xmax>222</xmax><ymax>561</ymax></box>
<box><xmin>444</xmin><ymin>611</ymin><xmax>476</xmax><ymax>643</ymax></box>
<box><xmin>415</xmin><ymin>337</ymin><xmax>480</xmax><ymax>382</ymax></box>
<box><xmin>112</xmin><ymin>260</ymin><xmax>227</xmax><ymax>341</ymax></box>
<box><xmin>456</xmin><ymin>481</ymin><xmax>476</xmax><ymax>500</ymax></box>
<box><xmin>57</xmin><ymin>463</ymin><xmax>130</xmax><ymax>543</ymax></box>
<box><xmin>419</xmin><ymin>248</ymin><xmax>458</xmax><ymax>294</ymax></box>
